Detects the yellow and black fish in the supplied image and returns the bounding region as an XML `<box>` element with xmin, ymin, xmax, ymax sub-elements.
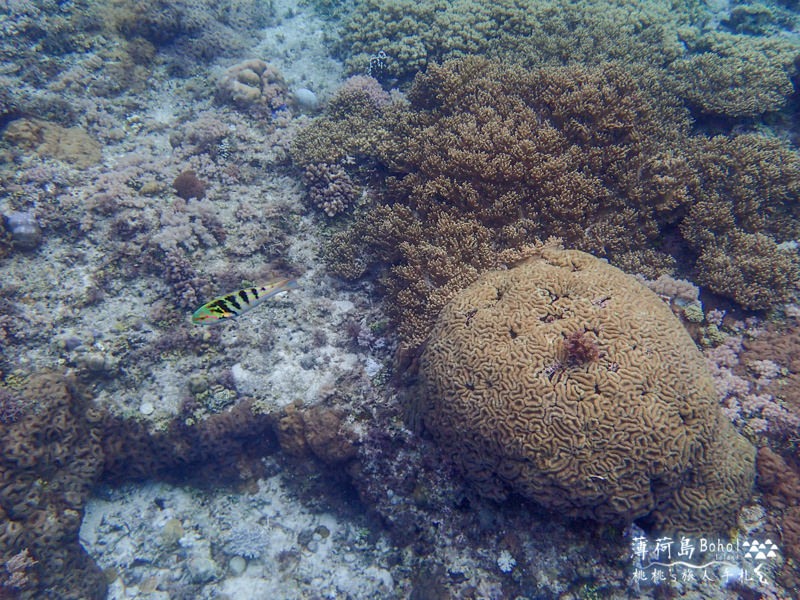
<box><xmin>192</xmin><ymin>278</ymin><xmax>298</xmax><ymax>324</ymax></box>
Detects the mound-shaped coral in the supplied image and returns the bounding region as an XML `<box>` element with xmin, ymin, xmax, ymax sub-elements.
<box><xmin>215</xmin><ymin>59</ymin><xmax>289</xmax><ymax>111</ymax></box>
<box><xmin>419</xmin><ymin>248</ymin><xmax>755</xmax><ymax>532</ymax></box>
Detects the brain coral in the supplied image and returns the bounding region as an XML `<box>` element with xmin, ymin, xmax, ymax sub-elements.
<box><xmin>420</xmin><ymin>248</ymin><xmax>755</xmax><ymax>532</ymax></box>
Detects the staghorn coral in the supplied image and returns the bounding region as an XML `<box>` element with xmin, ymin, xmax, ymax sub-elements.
<box><xmin>339</xmin><ymin>1</ymin><xmax>798</xmax><ymax>118</ymax></box>
<box><xmin>339</xmin><ymin>0</ymin><xmax>691</xmax><ymax>82</ymax></box>
<box><xmin>670</xmin><ymin>31</ymin><xmax>798</xmax><ymax>118</ymax></box>
<box><xmin>290</xmin><ymin>82</ymin><xmax>396</xmax><ymax>166</ymax></box>
<box><xmin>419</xmin><ymin>248</ymin><xmax>755</xmax><ymax>533</ymax></box>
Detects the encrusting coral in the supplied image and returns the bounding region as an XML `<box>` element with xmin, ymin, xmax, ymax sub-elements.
<box><xmin>0</xmin><ymin>373</ymin><xmax>107</xmax><ymax>600</ymax></box>
<box><xmin>419</xmin><ymin>248</ymin><xmax>755</xmax><ymax>533</ymax></box>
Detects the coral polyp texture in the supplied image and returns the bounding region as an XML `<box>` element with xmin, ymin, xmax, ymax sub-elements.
<box><xmin>419</xmin><ymin>248</ymin><xmax>755</xmax><ymax>533</ymax></box>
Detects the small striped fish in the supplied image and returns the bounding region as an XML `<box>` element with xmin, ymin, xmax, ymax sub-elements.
<box><xmin>192</xmin><ymin>278</ymin><xmax>298</xmax><ymax>324</ymax></box>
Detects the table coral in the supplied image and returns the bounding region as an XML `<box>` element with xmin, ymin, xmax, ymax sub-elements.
<box><xmin>419</xmin><ymin>248</ymin><xmax>755</xmax><ymax>533</ymax></box>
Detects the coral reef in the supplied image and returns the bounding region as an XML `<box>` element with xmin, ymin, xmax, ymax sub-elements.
<box><xmin>682</xmin><ymin>134</ymin><xmax>800</xmax><ymax>309</ymax></box>
<box><xmin>419</xmin><ymin>248</ymin><xmax>755</xmax><ymax>533</ymax></box>
<box><xmin>298</xmin><ymin>57</ymin><xmax>800</xmax><ymax>352</ymax></box>
<box><xmin>2</xmin><ymin>118</ymin><xmax>102</xmax><ymax>168</ymax></box>
<box><xmin>338</xmin><ymin>0</ymin><xmax>798</xmax><ymax>119</ymax></box>
<box><xmin>338</xmin><ymin>0</ymin><xmax>688</xmax><ymax>82</ymax></box>
<box><xmin>290</xmin><ymin>82</ymin><xmax>395</xmax><ymax>166</ymax></box>
<box><xmin>0</xmin><ymin>370</ymin><xmax>281</xmax><ymax>599</ymax></box>
<box><xmin>105</xmin><ymin>0</ymin><xmax>273</xmax><ymax>63</ymax></box>
<box><xmin>0</xmin><ymin>373</ymin><xmax>107</xmax><ymax>600</ymax></box>
<box><xmin>756</xmin><ymin>447</ymin><xmax>800</xmax><ymax>588</ymax></box>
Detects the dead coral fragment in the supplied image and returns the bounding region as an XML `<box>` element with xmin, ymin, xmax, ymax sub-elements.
<box><xmin>563</xmin><ymin>329</ymin><xmax>600</xmax><ymax>365</ymax></box>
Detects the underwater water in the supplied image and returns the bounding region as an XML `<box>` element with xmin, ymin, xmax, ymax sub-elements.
<box><xmin>1</xmin><ymin>0</ymin><xmax>800</xmax><ymax>598</ymax></box>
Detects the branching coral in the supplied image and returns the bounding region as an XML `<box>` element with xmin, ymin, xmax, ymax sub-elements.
<box><xmin>298</xmin><ymin>57</ymin><xmax>800</xmax><ymax>354</ymax></box>
<box><xmin>302</xmin><ymin>163</ymin><xmax>360</xmax><ymax>217</ymax></box>
<box><xmin>682</xmin><ymin>134</ymin><xmax>800</xmax><ymax>309</ymax></box>
<box><xmin>339</xmin><ymin>0</ymin><xmax>690</xmax><ymax>82</ymax></box>
<box><xmin>0</xmin><ymin>370</ymin><xmax>282</xmax><ymax>599</ymax></box>
<box><xmin>339</xmin><ymin>1</ymin><xmax>798</xmax><ymax>119</ymax></box>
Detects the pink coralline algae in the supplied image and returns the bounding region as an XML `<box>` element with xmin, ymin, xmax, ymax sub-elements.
<box><xmin>706</xmin><ymin>332</ymin><xmax>800</xmax><ymax>436</ymax></box>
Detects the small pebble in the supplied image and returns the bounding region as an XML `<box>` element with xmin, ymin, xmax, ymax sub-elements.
<box><xmin>3</xmin><ymin>211</ymin><xmax>42</xmax><ymax>249</ymax></box>
<box><xmin>86</xmin><ymin>353</ymin><xmax>106</xmax><ymax>373</ymax></box>
<box><xmin>139</xmin><ymin>401</ymin><xmax>155</xmax><ymax>415</ymax></box>
<box><xmin>294</xmin><ymin>87</ymin><xmax>319</xmax><ymax>112</ymax></box>
<box><xmin>344</xmin><ymin>552</ymin><xmax>356</xmax><ymax>563</ymax></box>
<box><xmin>161</xmin><ymin>518</ymin><xmax>183</xmax><ymax>545</ymax></box>
<box><xmin>187</xmin><ymin>556</ymin><xmax>218</xmax><ymax>583</ymax></box>
<box><xmin>63</xmin><ymin>336</ymin><xmax>83</xmax><ymax>351</ymax></box>
<box><xmin>188</xmin><ymin>373</ymin><xmax>207</xmax><ymax>394</ymax></box>
<box><xmin>314</xmin><ymin>525</ymin><xmax>330</xmax><ymax>539</ymax></box>
<box><xmin>228</xmin><ymin>556</ymin><xmax>246</xmax><ymax>575</ymax></box>
<box><xmin>138</xmin><ymin>576</ymin><xmax>158</xmax><ymax>594</ymax></box>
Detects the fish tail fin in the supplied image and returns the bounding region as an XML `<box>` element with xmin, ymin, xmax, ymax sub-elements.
<box><xmin>282</xmin><ymin>278</ymin><xmax>299</xmax><ymax>290</ymax></box>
